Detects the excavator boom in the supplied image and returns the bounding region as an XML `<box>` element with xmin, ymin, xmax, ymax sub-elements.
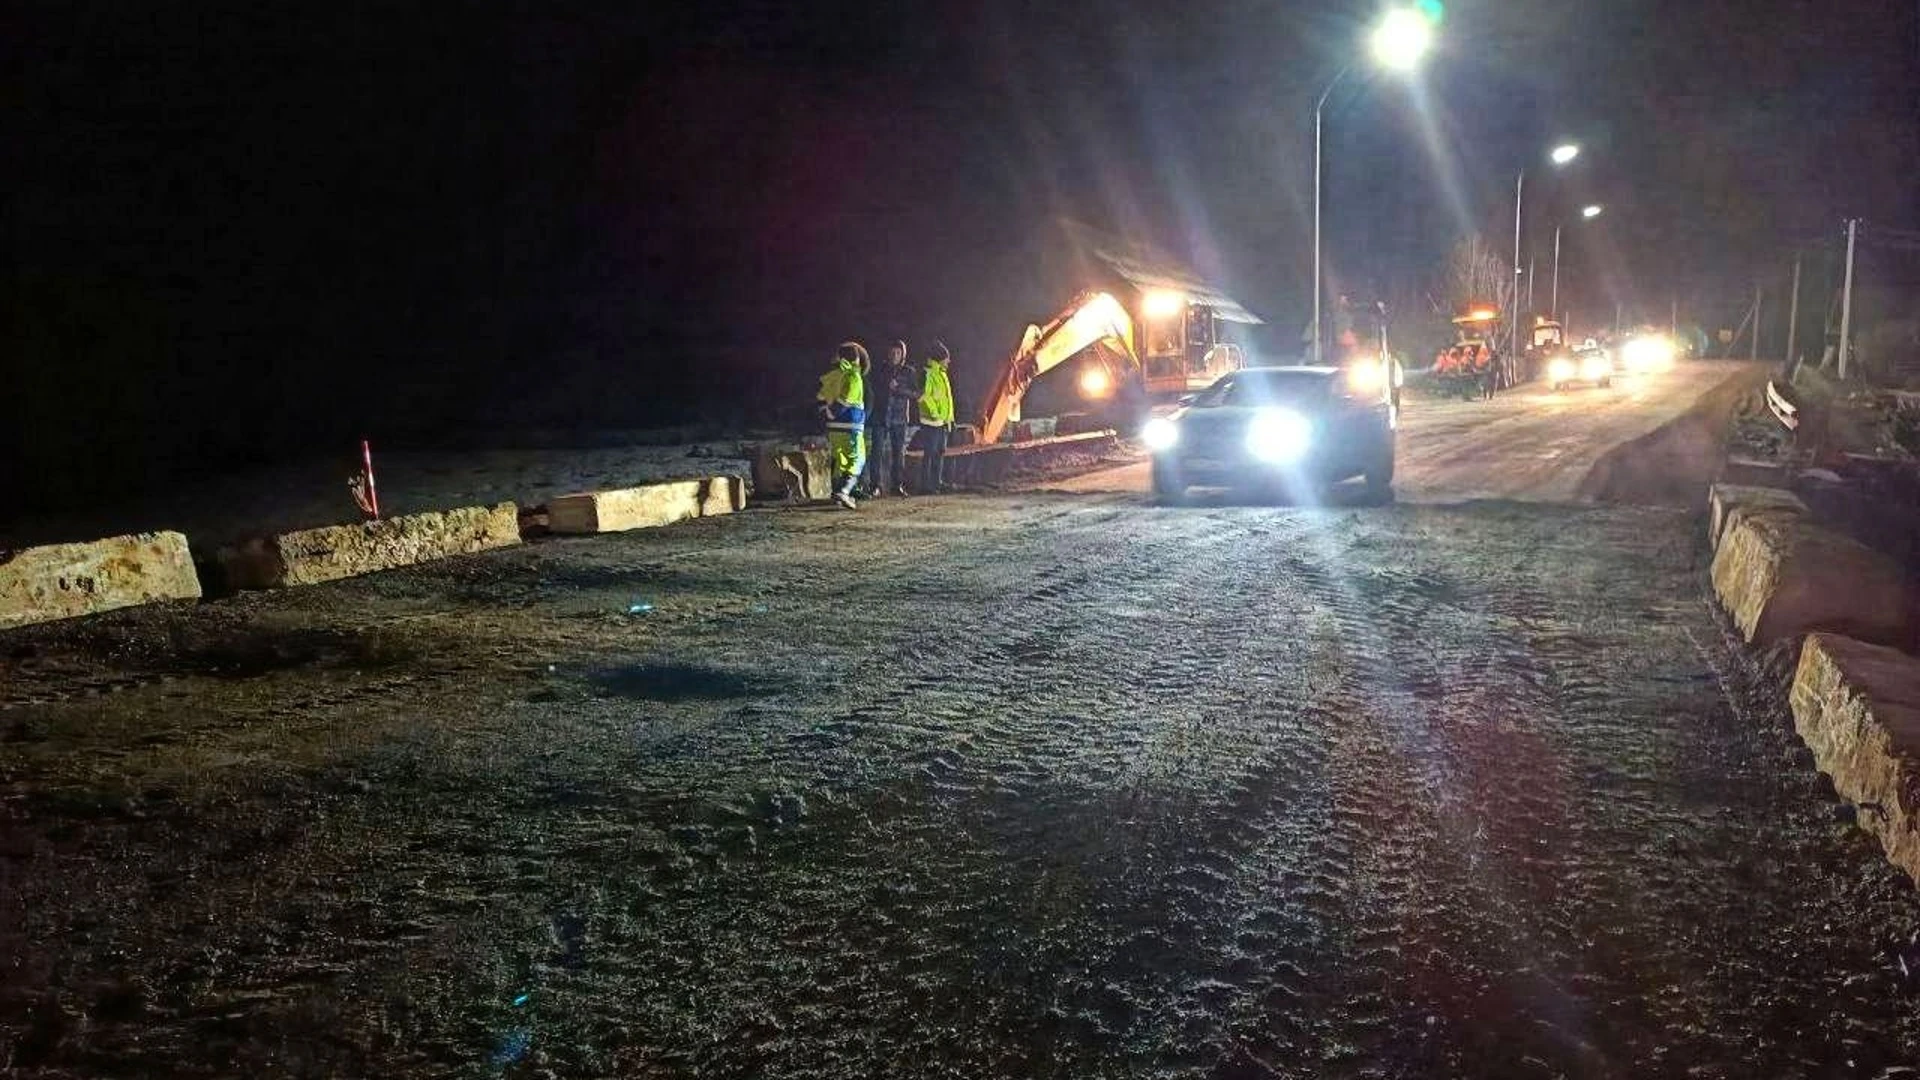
<box><xmin>975</xmin><ymin>290</ymin><xmax>1137</xmax><ymax>445</ymax></box>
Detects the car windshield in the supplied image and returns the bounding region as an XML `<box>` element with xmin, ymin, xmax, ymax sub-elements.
<box><xmin>1193</xmin><ymin>370</ymin><xmax>1332</xmax><ymax>409</ymax></box>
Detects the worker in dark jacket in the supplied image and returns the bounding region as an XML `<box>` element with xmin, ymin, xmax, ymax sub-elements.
<box><xmin>862</xmin><ymin>340</ymin><xmax>917</xmax><ymax>498</ymax></box>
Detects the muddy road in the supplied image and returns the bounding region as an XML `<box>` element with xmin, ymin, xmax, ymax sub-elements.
<box><xmin>7</xmin><ymin>368</ymin><xmax>1920</xmax><ymax>1077</ymax></box>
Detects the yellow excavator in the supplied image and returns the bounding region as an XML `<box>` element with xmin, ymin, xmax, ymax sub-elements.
<box><xmin>974</xmin><ymin>286</ymin><xmax>1255</xmax><ymax>445</ymax></box>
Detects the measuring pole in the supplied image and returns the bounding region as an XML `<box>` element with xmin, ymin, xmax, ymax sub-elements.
<box><xmin>1751</xmin><ymin>283</ymin><xmax>1762</xmax><ymax>361</ymax></box>
<box><xmin>1785</xmin><ymin>254</ymin><xmax>1801</xmax><ymax>370</ymax></box>
<box><xmin>1838</xmin><ymin>218</ymin><xmax>1859</xmax><ymax>379</ymax></box>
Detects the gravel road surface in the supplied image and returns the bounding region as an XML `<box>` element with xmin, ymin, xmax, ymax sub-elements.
<box><xmin>5</xmin><ymin>360</ymin><xmax>1919</xmax><ymax>1078</ymax></box>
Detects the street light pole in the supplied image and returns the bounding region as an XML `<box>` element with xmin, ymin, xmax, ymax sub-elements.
<box><xmin>1311</xmin><ymin>8</ymin><xmax>1434</xmax><ymax>367</ymax></box>
<box><xmin>1510</xmin><ymin>170</ymin><xmax>1525</xmax><ymax>372</ymax></box>
<box><xmin>1551</xmin><ymin>224</ymin><xmax>1562</xmax><ymax>322</ymax></box>
<box><xmin>1311</xmin><ymin>65</ymin><xmax>1351</xmax><ymax>368</ymax></box>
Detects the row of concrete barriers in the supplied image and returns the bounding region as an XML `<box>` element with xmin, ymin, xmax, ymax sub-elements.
<box><xmin>0</xmin><ymin>430</ymin><xmax>1123</xmax><ymax>632</ymax></box>
<box><xmin>1708</xmin><ymin>482</ymin><xmax>1920</xmax><ymax>885</ymax></box>
<box><xmin>0</xmin><ymin>476</ymin><xmax>746</xmax><ymax>631</ymax></box>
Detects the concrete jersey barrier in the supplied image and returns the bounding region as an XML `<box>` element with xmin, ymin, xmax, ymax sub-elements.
<box><xmin>218</xmin><ymin>503</ymin><xmax>521</xmax><ymax>590</ymax></box>
<box><xmin>1710</xmin><ymin>511</ymin><xmax>1917</xmax><ymax>650</ymax></box>
<box><xmin>547</xmin><ymin>477</ymin><xmax>744</xmax><ymax>534</ymax></box>
<box><xmin>1790</xmin><ymin>633</ymin><xmax>1920</xmax><ymax>886</ymax></box>
<box><xmin>1708</xmin><ymin>483</ymin><xmax>1806</xmax><ymax>550</ymax></box>
<box><xmin>0</xmin><ymin>531</ymin><xmax>202</xmax><ymax>630</ymax></box>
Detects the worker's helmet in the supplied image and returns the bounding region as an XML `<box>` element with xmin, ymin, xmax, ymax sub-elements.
<box><xmin>928</xmin><ymin>340</ymin><xmax>951</xmax><ymax>363</ymax></box>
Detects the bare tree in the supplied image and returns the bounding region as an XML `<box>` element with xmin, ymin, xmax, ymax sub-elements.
<box><xmin>1444</xmin><ymin>234</ymin><xmax>1519</xmax><ymax>387</ymax></box>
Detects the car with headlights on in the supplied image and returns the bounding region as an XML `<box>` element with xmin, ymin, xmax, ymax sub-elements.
<box><xmin>1142</xmin><ymin>363</ymin><xmax>1397</xmax><ymax>503</ymax></box>
<box><xmin>1545</xmin><ymin>344</ymin><xmax>1614</xmax><ymax>390</ymax></box>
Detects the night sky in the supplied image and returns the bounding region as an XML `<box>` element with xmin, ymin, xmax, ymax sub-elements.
<box><xmin>6</xmin><ymin>1</ymin><xmax>1917</xmax><ymax>508</ymax></box>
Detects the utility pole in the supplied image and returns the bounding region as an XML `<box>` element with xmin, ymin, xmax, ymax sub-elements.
<box><xmin>1551</xmin><ymin>225</ymin><xmax>1562</xmax><ymax>322</ymax></box>
<box><xmin>1785</xmin><ymin>254</ymin><xmax>1801</xmax><ymax>371</ymax></box>
<box><xmin>1670</xmin><ymin>295</ymin><xmax>1677</xmax><ymax>336</ymax></box>
<box><xmin>1838</xmin><ymin>218</ymin><xmax>1859</xmax><ymax>379</ymax></box>
<box><xmin>1751</xmin><ymin>283</ymin><xmax>1762</xmax><ymax>362</ymax></box>
<box><xmin>1527</xmin><ymin>254</ymin><xmax>1536</xmax><ymax>313</ymax></box>
<box><xmin>1510</xmin><ymin>171</ymin><xmax>1525</xmax><ymax>376</ymax></box>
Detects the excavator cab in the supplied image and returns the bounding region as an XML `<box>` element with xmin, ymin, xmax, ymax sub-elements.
<box><xmin>972</xmin><ymin>225</ymin><xmax>1265</xmax><ymax>444</ymax></box>
<box><xmin>1138</xmin><ymin>290</ymin><xmax>1248</xmax><ymax>396</ymax></box>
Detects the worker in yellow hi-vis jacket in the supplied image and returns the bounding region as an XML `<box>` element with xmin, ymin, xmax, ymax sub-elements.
<box><xmin>916</xmin><ymin>340</ymin><xmax>955</xmax><ymax>493</ymax></box>
<box><xmin>817</xmin><ymin>341</ymin><xmax>870</xmax><ymax>509</ymax></box>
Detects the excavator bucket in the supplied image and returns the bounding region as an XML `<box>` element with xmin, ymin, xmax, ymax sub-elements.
<box><xmin>976</xmin><ymin>291</ymin><xmax>1136</xmax><ymax>445</ymax></box>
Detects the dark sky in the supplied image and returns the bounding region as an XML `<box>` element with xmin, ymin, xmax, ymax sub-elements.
<box><xmin>6</xmin><ymin>0</ymin><xmax>1917</xmax><ymax>506</ymax></box>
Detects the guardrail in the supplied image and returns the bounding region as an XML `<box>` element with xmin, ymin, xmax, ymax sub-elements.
<box><xmin>1767</xmin><ymin>379</ymin><xmax>1800</xmax><ymax>430</ymax></box>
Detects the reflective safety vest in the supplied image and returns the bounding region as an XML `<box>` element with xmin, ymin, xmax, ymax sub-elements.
<box><xmin>919</xmin><ymin>360</ymin><xmax>954</xmax><ymax>427</ymax></box>
<box><xmin>818</xmin><ymin>360</ymin><xmax>866</xmax><ymax>433</ymax></box>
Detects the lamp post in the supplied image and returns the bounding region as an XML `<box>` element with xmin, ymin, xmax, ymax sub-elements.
<box><xmin>1312</xmin><ymin>7</ymin><xmax>1434</xmax><ymax>366</ymax></box>
<box><xmin>1509</xmin><ymin>142</ymin><xmax>1582</xmax><ymax>367</ymax></box>
<box><xmin>1551</xmin><ymin>204</ymin><xmax>1603</xmax><ymax>323</ymax></box>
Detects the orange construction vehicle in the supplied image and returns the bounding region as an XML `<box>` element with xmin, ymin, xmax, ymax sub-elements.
<box><xmin>973</xmin><ymin>224</ymin><xmax>1265</xmax><ymax>444</ymax></box>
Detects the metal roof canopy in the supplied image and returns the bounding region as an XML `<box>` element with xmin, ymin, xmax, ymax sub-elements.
<box><xmin>1058</xmin><ymin>220</ymin><xmax>1264</xmax><ymax>326</ymax></box>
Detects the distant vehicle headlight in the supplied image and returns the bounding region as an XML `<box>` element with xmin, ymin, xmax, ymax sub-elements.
<box><xmin>1142</xmin><ymin>416</ymin><xmax>1180</xmax><ymax>450</ymax></box>
<box><xmin>1623</xmin><ymin>334</ymin><xmax>1675</xmax><ymax>373</ymax></box>
<box><xmin>1580</xmin><ymin>352</ymin><xmax>1612</xmax><ymax>380</ymax></box>
<box><xmin>1344</xmin><ymin>359</ymin><xmax>1388</xmax><ymax>397</ymax></box>
<box><xmin>1245</xmin><ymin>408</ymin><xmax>1311</xmax><ymax>463</ymax></box>
<box><xmin>1548</xmin><ymin>355</ymin><xmax>1577</xmax><ymax>383</ymax></box>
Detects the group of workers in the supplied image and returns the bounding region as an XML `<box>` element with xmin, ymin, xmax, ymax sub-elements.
<box><xmin>816</xmin><ymin>339</ymin><xmax>956</xmax><ymax>510</ymax></box>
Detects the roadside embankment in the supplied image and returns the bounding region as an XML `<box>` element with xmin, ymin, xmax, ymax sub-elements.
<box><xmin>1578</xmin><ymin>364</ymin><xmax>1774</xmax><ymax>506</ymax></box>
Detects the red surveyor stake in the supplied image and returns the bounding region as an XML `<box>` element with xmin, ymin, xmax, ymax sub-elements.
<box><xmin>361</xmin><ymin>439</ymin><xmax>381</xmax><ymax>519</ymax></box>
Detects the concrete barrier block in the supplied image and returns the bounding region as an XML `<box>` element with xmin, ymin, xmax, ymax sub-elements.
<box><xmin>0</xmin><ymin>532</ymin><xmax>201</xmax><ymax>630</ymax></box>
<box><xmin>1710</xmin><ymin>513</ymin><xmax>1917</xmax><ymax>649</ymax></box>
<box><xmin>548</xmin><ymin>477</ymin><xmax>744</xmax><ymax>534</ymax></box>
<box><xmin>1791</xmin><ymin>633</ymin><xmax>1920</xmax><ymax>885</ymax></box>
<box><xmin>220</xmin><ymin>503</ymin><xmax>520</xmax><ymax>589</ymax></box>
<box><xmin>1008</xmin><ymin>417</ymin><xmax>1058</xmax><ymax>442</ymax></box>
<box><xmin>1720</xmin><ymin>455</ymin><xmax>1790</xmax><ymax>488</ymax></box>
<box><xmin>1709</xmin><ymin>483</ymin><xmax>1806</xmax><ymax>549</ymax></box>
<box><xmin>750</xmin><ymin>446</ymin><xmax>832</xmax><ymax>502</ymax></box>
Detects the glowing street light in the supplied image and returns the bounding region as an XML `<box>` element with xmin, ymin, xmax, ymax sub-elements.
<box><xmin>1552</xmin><ymin>207</ymin><xmax>1606</xmax><ymax>322</ymax></box>
<box><xmin>1369</xmin><ymin>8</ymin><xmax>1436</xmax><ymax>72</ymax></box>
<box><xmin>1314</xmin><ymin>6</ymin><xmax>1438</xmax><ymax>365</ymax></box>
<box><xmin>1511</xmin><ymin>141</ymin><xmax>1588</xmax><ymax>362</ymax></box>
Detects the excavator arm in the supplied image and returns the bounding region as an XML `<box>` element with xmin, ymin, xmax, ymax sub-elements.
<box><xmin>975</xmin><ymin>290</ymin><xmax>1137</xmax><ymax>445</ymax></box>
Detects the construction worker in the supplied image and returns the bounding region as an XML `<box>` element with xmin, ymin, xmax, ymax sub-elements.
<box><xmin>863</xmin><ymin>340</ymin><xmax>915</xmax><ymax>498</ymax></box>
<box><xmin>817</xmin><ymin>341</ymin><xmax>869</xmax><ymax>509</ymax></box>
<box><xmin>917</xmin><ymin>340</ymin><xmax>955</xmax><ymax>493</ymax></box>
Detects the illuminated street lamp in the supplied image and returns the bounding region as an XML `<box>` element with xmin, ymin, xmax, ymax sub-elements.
<box><xmin>1551</xmin><ymin>205</ymin><xmax>1605</xmax><ymax>323</ymax></box>
<box><xmin>1510</xmin><ymin>141</ymin><xmax>1583</xmax><ymax>363</ymax></box>
<box><xmin>1313</xmin><ymin>7</ymin><xmax>1437</xmax><ymax>365</ymax></box>
<box><xmin>1369</xmin><ymin>8</ymin><xmax>1435</xmax><ymax>71</ymax></box>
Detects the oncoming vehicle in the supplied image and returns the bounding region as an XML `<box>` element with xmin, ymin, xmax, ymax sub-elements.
<box><xmin>1619</xmin><ymin>330</ymin><xmax>1678</xmax><ymax>375</ymax></box>
<box><xmin>1546</xmin><ymin>341</ymin><xmax>1615</xmax><ymax>390</ymax></box>
<box><xmin>1143</xmin><ymin>363</ymin><xmax>1397</xmax><ymax>502</ymax></box>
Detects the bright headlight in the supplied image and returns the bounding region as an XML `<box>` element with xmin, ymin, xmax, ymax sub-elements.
<box><xmin>1079</xmin><ymin>367</ymin><xmax>1113</xmax><ymax>398</ymax></box>
<box><xmin>1245</xmin><ymin>409</ymin><xmax>1311</xmax><ymax>463</ymax></box>
<box><xmin>1548</xmin><ymin>355</ymin><xmax>1576</xmax><ymax>383</ymax></box>
<box><xmin>1623</xmin><ymin>335</ymin><xmax>1674</xmax><ymax>373</ymax></box>
<box><xmin>1345</xmin><ymin>360</ymin><xmax>1387</xmax><ymax>397</ymax></box>
<box><xmin>1580</xmin><ymin>353</ymin><xmax>1611</xmax><ymax>379</ymax></box>
<box><xmin>1142</xmin><ymin>417</ymin><xmax>1180</xmax><ymax>451</ymax></box>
